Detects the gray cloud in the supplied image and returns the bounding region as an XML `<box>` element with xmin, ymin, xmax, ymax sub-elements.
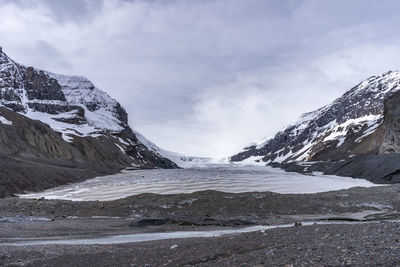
<box><xmin>0</xmin><ymin>0</ymin><xmax>103</xmax><ymax>22</ymax></box>
<box><xmin>1</xmin><ymin>0</ymin><xmax>400</xmax><ymax>156</ymax></box>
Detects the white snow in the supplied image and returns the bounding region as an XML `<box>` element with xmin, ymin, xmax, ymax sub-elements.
<box><xmin>322</xmin><ymin>114</ymin><xmax>381</xmax><ymax>146</ymax></box>
<box><xmin>25</xmin><ymin>109</ymin><xmax>101</xmax><ymax>142</ymax></box>
<box><xmin>0</xmin><ymin>116</ymin><xmax>12</xmax><ymax>125</ymax></box>
<box><xmin>355</xmin><ymin>116</ymin><xmax>382</xmax><ymax>143</ymax></box>
<box><xmin>231</xmin><ymin>156</ymin><xmax>267</xmax><ymax>166</ymax></box>
<box><xmin>114</xmin><ymin>143</ymin><xmax>126</xmax><ymax>154</ymax></box>
<box><xmin>48</xmin><ymin>73</ymin><xmax>125</xmax><ymax>133</ymax></box>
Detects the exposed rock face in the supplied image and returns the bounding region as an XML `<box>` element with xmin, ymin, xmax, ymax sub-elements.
<box><xmin>23</xmin><ymin>67</ymin><xmax>66</xmax><ymax>101</ymax></box>
<box><xmin>379</xmin><ymin>90</ymin><xmax>400</xmax><ymax>153</ymax></box>
<box><xmin>0</xmin><ymin>48</ymin><xmax>178</xmax><ymax>197</ymax></box>
<box><xmin>231</xmin><ymin>71</ymin><xmax>400</xmax><ymax>165</ymax></box>
<box><xmin>27</xmin><ymin>102</ymin><xmax>85</xmax><ymax>116</ymax></box>
<box><xmin>0</xmin><ymin>107</ymin><xmax>80</xmax><ymax>159</ymax></box>
<box><xmin>0</xmin><ymin>107</ymin><xmax>99</xmax><ymax>197</ymax></box>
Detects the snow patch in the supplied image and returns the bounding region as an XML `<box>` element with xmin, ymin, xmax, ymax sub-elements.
<box><xmin>0</xmin><ymin>116</ymin><xmax>12</xmax><ymax>125</ymax></box>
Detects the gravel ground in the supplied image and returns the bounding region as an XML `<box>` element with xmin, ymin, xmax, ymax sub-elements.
<box><xmin>2</xmin><ymin>222</ymin><xmax>400</xmax><ymax>266</ymax></box>
<box><xmin>2</xmin><ymin>185</ymin><xmax>400</xmax><ymax>266</ymax></box>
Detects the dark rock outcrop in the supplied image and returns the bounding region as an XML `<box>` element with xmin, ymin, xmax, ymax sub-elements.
<box><xmin>303</xmin><ymin>90</ymin><xmax>400</xmax><ymax>183</ymax></box>
<box><xmin>379</xmin><ymin>90</ymin><xmax>400</xmax><ymax>153</ymax></box>
<box><xmin>27</xmin><ymin>103</ymin><xmax>85</xmax><ymax>116</ymax></box>
<box><xmin>23</xmin><ymin>67</ymin><xmax>66</xmax><ymax>101</ymax></box>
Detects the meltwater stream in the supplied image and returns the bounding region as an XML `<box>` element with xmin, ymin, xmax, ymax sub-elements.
<box><xmin>19</xmin><ymin>166</ymin><xmax>377</xmax><ymax>201</ymax></box>
<box><xmin>0</xmin><ymin>221</ymin><xmax>384</xmax><ymax>246</ymax></box>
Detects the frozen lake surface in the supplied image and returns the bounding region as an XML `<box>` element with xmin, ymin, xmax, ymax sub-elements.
<box><xmin>21</xmin><ymin>166</ymin><xmax>374</xmax><ymax>201</ymax></box>
<box><xmin>20</xmin><ymin>166</ymin><xmax>377</xmax><ymax>201</ymax></box>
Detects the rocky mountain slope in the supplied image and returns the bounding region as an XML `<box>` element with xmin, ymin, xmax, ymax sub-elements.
<box><xmin>231</xmin><ymin>71</ymin><xmax>400</xmax><ymax>183</ymax></box>
<box><xmin>0</xmin><ymin>47</ymin><xmax>177</xmax><ymax>197</ymax></box>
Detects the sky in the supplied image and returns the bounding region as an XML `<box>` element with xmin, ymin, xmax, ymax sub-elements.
<box><xmin>2</xmin><ymin>0</ymin><xmax>400</xmax><ymax>157</ymax></box>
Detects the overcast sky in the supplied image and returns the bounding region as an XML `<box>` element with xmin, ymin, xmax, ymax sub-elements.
<box><xmin>2</xmin><ymin>0</ymin><xmax>400</xmax><ymax>157</ymax></box>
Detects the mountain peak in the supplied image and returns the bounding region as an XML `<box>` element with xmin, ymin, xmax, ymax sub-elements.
<box><xmin>0</xmin><ymin>51</ymin><xmax>125</xmax><ymax>138</ymax></box>
<box><xmin>0</xmin><ymin>47</ymin><xmax>10</xmax><ymax>64</ymax></box>
<box><xmin>0</xmin><ymin>47</ymin><xmax>178</xmax><ymax>170</ymax></box>
<box><xmin>231</xmin><ymin>70</ymin><xmax>400</xmax><ymax>165</ymax></box>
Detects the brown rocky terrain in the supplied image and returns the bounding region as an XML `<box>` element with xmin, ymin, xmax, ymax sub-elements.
<box><xmin>0</xmin><ymin>107</ymin><xmax>124</xmax><ymax>197</ymax></box>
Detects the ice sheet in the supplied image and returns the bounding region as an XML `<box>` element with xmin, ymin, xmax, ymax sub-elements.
<box><xmin>19</xmin><ymin>166</ymin><xmax>378</xmax><ymax>201</ymax></box>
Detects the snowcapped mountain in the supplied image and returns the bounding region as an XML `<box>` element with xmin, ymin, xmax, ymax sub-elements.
<box><xmin>1</xmin><ymin>47</ymin><xmax>128</xmax><ymax>141</ymax></box>
<box><xmin>0</xmin><ymin>47</ymin><xmax>178</xmax><ymax>196</ymax></box>
<box><xmin>231</xmin><ymin>71</ymin><xmax>400</xmax><ymax>166</ymax></box>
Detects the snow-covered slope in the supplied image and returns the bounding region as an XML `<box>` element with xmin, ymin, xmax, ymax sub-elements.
<box><xmin>0</xmin><ymin>48</ymin><xmax>124</xmax><ymax>140</ymax></box>
<box><xmin>134</xmin><ymin>131</ymin><xmax>228</xmax><ymax>168</ymax></box>
<box><xmin>0</xmin><ymin>47</ymin><xmax>177</xmax><ymax>169</ymax></box>
<box><xmin>231</xmin><ymin>71</ymin><xmax>400</xmax><ymax>165</ymax></box>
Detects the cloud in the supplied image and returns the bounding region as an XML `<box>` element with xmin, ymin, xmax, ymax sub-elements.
<box><xmin>1</xmin><ymin>0</ymin><xmax>400</xmax><ymax>157</ymax></box>
<box><xmin>0</xmin><ymin>0</ymin><xmax>102</xmax><ymax>22</ymax></box>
